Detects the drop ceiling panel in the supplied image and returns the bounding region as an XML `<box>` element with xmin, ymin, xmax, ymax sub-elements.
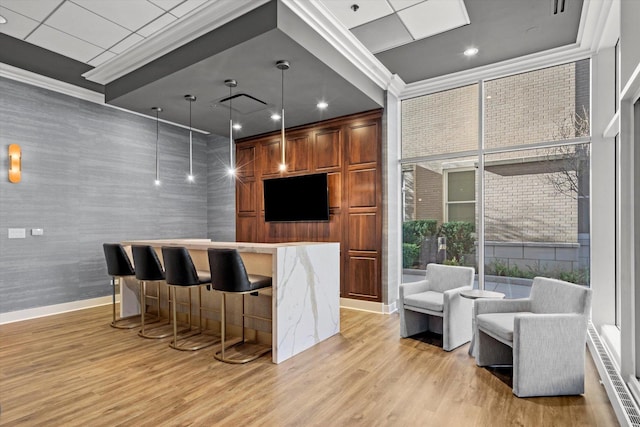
<box><xmin>397</xmin><ymin>0</ymin><xmax>469</xmax><ymax>40</ymax></box>
<box><xmin>149</xmin><ymin>0</ymin><xmax>184</xmax><ymax>12</ymax></box>
<box><xmin>170</xmin><ymin>0</ymin><xmax>208</xmax><ymax>18</ymax></box>
<box><xmin>45</xmin><ymin>1</ymin><xmax>130</xmax><ymax>49</ymax></box>
<box><xmin>138</xmin><ymin>13</ymin><xmax>177</xmax><ymax>37</ymax></box>
<box><xmin>351</xmin><ymin>14</ymin><xmax>412</xmax><ymax>54</ymax></box>
<box><xmin>388</xmin><ymin>0</ymin><xmax>423</xmax><ymax>11</ymax></box>
<box><xmin>320</xmin><ymin>0</ymin><xmax>393</xmax><ymax>29</ymax></box>
<box><xmin>72</xmin><ymin>0</ymin><xmax>164</xmax><ymax>32</ymax></box>
<box><xmin>110</xmin><ymin>33</ymin><xmax>144</xmax><ymax>54</ymax></box>
<box><xmin>88</xmin><ymin>50</ymin><xmax>116</xmax><ymax>67</ymax></box>
<box><xmin>26</xmin><ymin>24</ymin><xmax>103</xmax><ymax>62</ymax></box>
<box><xmin>1</xmin><ymin>0</ymin><xmax>63</xmax><ymax>21</ymax></box>
<box><xmin>0</xmin><ymin>7</ymin><xmax>39</xmax><ymax>39</ymax></box>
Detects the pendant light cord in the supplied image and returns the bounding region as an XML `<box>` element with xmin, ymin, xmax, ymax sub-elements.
<box><xmin>189</xmin><ymin>98</ymin><xmax>193</xmax><ymax>177</ymax></box>
<box><xmin>280</xmin><ymin>66</ymin><xmax>285</xmax><ymax>167</ymax></box>
<box><xmin>155</xmin><ymin>108</ymin><xmax>159</xmax><ymax>183</ymax></box>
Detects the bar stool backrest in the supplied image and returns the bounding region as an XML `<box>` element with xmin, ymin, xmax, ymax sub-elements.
<box><xmin>162</xmin><ymin>246</ymin><xmax>200</xmax><ymax>286</ymax></box>
<box><xmin>103</xmin><ymin>243</ymin><xmax>135</xmax><ymax>277</ymax></box>
<box><xmin>132</xmin><ymin>245</ymin><xmax>165</xmax><ymax>281</ymax></box>
<box><xmin>207</xmin><ymin>248</ymin><xmax>252</xmax><ymax>292</ymax></box>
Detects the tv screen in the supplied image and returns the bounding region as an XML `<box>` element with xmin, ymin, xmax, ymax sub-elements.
<box><xmin>263</xmin><ymin>173</ymin><xmax>329</xmax><ymax>222</ymax></box>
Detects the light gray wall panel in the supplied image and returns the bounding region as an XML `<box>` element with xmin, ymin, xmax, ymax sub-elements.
<box><xmin>0</xmin><ymin>77</ymin><xmax>209</xmax><ymax>313</ymax></box>
<box><xmin>207</xmin><ymin>134</ymin><xmax>235</xmax><ymax>241</ymax></box>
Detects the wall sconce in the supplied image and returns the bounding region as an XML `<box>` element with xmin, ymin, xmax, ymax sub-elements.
<box><xmin>8</xmin><ymin>144</ymin><xmax>21</xmax><ymax>183</ymax></box>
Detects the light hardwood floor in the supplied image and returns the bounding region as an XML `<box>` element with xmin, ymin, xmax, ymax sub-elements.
<box><xmin>0</xmin><ymin>306</ymin><xmax>618</xmax><ymax>426</ymax></box>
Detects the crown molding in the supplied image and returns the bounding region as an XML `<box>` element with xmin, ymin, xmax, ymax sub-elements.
<box><xmin>577</xmin><ymin>0</ymin><xmax>617</xmax><ymax>52</ymax></box>
<box><xmin>1</xmin><ymin>62</ymin><xmax>209</xmax><ymax>134</ymax></box>
<box><xmin>400</xmin><ymin>44</ymin><xmax>592</xmax><ymax>99</ymax></box>
<box><xmin>1</xmin><ymin>62</ymin><xmax>104</xmax><ymax>103</ymax></box>
<box><xmin>82</xmin><ymin>0</ymin><xmax>270</xmax><ymax>85</ymax></box>
<box><xmin>282</xmin><ymin>0</ymin><xmax>405</xmax><ymax>97</ymax></box>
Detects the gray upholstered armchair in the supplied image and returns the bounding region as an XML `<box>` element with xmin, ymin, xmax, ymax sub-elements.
<box><xmin>399</xmin><ymin>263</ymin><xmax>475</xmax><ymax>351</ymax></box>
<box><xmin>474</xmin><ymin>277</ymin><xmax>592</xmax><ymax>397</ymax></box>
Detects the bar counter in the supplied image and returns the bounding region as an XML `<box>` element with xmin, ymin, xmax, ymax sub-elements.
<box><xmin>120</xmin><ymin>239</ymin><xmax>340</xmax><ymax>364</ymax></box>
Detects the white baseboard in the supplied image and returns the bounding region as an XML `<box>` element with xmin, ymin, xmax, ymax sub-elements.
<box><xmin>340</xmin><ymin>298</ymin><xmax>397</xmax><ymax>314</ymax></box>
<box><xmin>0</xmin><ymin>296</ymin><xmax>114</xmax><ymax>325</ymax></box>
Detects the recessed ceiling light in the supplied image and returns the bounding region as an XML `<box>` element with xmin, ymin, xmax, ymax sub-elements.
<box><xmin>317</xmin><ymin>101</ymin><xmax>328</xmax><ymax>109</ymax></box>
<box><xmin>464</xmin><ymin>47</ymin><xmax>479</xmax><ymax>57</ymax></box>
<box><xmin>271</xmin><ymin>113</ymin><xmax>281</xmax><ymax>121</ymax></box>
<box><xmin>0</xmin><ymin>15</ymin><xmax>7</xmax><ymax>24</ymax></box>
<box><xmin>486</xmin><ymin>95</ymin><xmax>492</xmax><ymax>99</ymax></box>
<box><xmin>232</xmin><ymin>123</ymin><xmax>242</xmax><ymax>130</ymax></box>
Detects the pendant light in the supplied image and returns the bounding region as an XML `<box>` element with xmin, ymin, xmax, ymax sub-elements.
<box><xmin>225</xmin><ymin>79</ymin><xmax>237</xmax><ymax>176</ymax></box>
<box><xmin>151</xmin><ymin>107</ymin><xmax>162</xmax><ymax>186</ymax></box>
<box><xmin>184</xmin><ymin>95</ymin><xmax>196</xmax><ymax>182</ymax></box>
<box><xmin>276</xmin><ymin>60</ymin><xmax>290</xmax><ymax>172</ymax></box>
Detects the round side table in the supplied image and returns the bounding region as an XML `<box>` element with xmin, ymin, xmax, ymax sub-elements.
<box><xmin>461</xmin><ymin>289</ymin><xmax>505</xmax><ymax>356</ymax></box>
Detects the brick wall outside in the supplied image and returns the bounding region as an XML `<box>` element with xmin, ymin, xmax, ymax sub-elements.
<box><xmin>401</xmin><ymin>84</ymin><xmax>478</xmax><ymax>158</ymax></box>
<box><xmin>401</xmin><ymin>61</ymin><xmax>589</xmax><ymax>247</ymax></box>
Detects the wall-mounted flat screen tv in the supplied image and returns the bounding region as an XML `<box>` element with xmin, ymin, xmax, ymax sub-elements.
<box><xmin>263</xmin><ymin>173</ymin><xmax>329</xmax><ymax>222</ymax></box>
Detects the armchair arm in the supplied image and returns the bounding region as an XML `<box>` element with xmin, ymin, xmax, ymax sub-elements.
<box><xmin>399</xmin><ymin>280</ymin><xmax>430</xmax><ymax>303</ymax></box>
<box><xmin>512</xmin><ymin>313</ymin><xmax>588</xmax><ymax>397</ymax></box>
<box><xmin>474</xmin><ymin>298</ymin><xmax>531</xmax><ymax>315</ymax></box>
<box><xmin>443</xmin><ymin>285</ymin><xmax>473</xmax><ymax>301</ymax></box>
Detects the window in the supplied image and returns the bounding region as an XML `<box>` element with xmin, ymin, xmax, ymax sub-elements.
<box><xmin>401</xmin><ymin>60</ymin><xmax>591</xmax><ymax>295</ymax></box>
<box><xmin>445</xmin><ymin>169</ymin><xmax>476</xmax><ymax>223</ymax></box>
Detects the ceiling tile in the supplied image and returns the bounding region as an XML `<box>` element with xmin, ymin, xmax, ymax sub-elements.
<box><xmin>88</xmin><ymin>49</ymin><xmax>116</xmax><ymax>66</ymax></box>
<box><xmin>110</xmin><ymin>33</ymin><xmax>144</xmax><ymax>54</ymax></box>
<box><xmin>45</xmin><ymin>1</ymin><xmax>131</xmax><ymax>49</ymax></box>
<box><xmin>71</xmin><ymin>0</ymin><xmax>164</xmax><ymax>32</ymax></box>
<box><xmin>0</xmin><ymin>6</ymin><xmax>39</xmax><ymax>39</ymax></box>
<box><xmin>398</xmin><ymin>0</ymin><xmax>469</xmax><ymax>40</ymax></box>
<box><xmin>170</xmin><ymin>0</ymin><xmax>207</xmax><ymax>18</ymax></box>
<box><xmin>149</xmin><ymin>0</ymin><xmax>184</xmax><ymax>11</ymax></box>
<box><xmin>351</xmin><ymin>14</ymin><xmax>412</xmax><ymax>54</ymax></box>
<box><xmin>1</xmin><ymin>0</ymin><xmax>63</xmax><ymax>21</ymax></box>
<box><xmin>319</xmin><ymin>0</ymin><xmax>394</xmax><ymax>29</ymax></box>
<box><xmin>26</xmin><ymin>24</ymin><xmax>104</xmax><ymax>62</ymax></box>
<box><xmin>387</xmin><ymin>0</ymin><xmax>424</xmax><ymax>12</ymax></box>
<box><xmin>137</xmin><ymin>13</ymin><xmax>176</xmax><ymax>37</ymax></box>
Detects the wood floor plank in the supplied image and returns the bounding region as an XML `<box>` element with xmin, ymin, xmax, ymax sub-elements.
<box><xmin>0</xmin><ymin>306</ymin><xmax>618</xmax><ymax>426</ymax></box>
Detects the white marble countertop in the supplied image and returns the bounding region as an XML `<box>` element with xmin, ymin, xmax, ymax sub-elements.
<box><xmin>121</xmin><ymin>239</ymin><xmax>337</xmax><ymax>254</ymax></box>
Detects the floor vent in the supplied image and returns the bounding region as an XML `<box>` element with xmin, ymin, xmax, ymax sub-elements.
<box><xmin>588</xmin><ymin>323</ymin><xmax>640</xmax><ymax>426</ymax></box>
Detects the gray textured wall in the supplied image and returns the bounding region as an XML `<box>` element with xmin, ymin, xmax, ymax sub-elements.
<box><xmin>207</xmin><ymin>134</ymin><xmax>236</xmax><ymax>241</ymax></box>
<box><xmin>0</xmin><ymin>77</ymin><xmax>233</xmax><ymax>313</ymax></box>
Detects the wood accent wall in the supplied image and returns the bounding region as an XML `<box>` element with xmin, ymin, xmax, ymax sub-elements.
<box><xmin>235</xmin><ymin>110</ymin><xmax>382</xmax><ymax>301</ymax></box>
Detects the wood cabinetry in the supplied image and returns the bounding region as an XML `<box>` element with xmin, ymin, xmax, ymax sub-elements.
<box><xmin>235</xmin><ymin>110</ymin><xmax>382</xmax><ymax>301</ymax></box>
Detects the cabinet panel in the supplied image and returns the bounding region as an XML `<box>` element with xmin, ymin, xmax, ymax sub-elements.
<box><xmin>347</xmin><ymin>123</ymin><xmax>378</xmax><ymax>165</ymax></box>
<box><xmin>236</xmin><ymin>146</ymin><xmax>255</xmax><ymax>178</ymax></box>
<box><xmin>261</xmin><ymin>140</ymin><xmax>282</xmax><ymax>176</ymax></box>
<box><xmin>346</xmin><ymin>256</ymin><xmax>379</xmax><ymax>300</ymax></box>
<box><xmin>348</xmin><ymin>213</ymin><xmax>377</xmax><ymax>252</ymax></box>
<box><xmin>328</xmin><ymin>172</ymin><xmax>341</xmax><ymax>209</ymax></box>
<box><xmin>237</xmin><ymin>180</ymin><xmax>255</xmax><ymax>214</ymax></box>
<box><xmin>287</xmin><ymin>135</ymin><xmax>311</xmax><ymax>172</ymax></box>
<box><xmin>236</xmin><ymin>215</ymin><xmax>257</xmax><ymax>243</ymax></box>
<box><xmin>348</xmin><ymin>169</ymin><xmax>377</xmax><ymax>208</ymax></box>
<box><xmin>314</xmin><ymin>129</ymin><xmax>341</xmax><ymax>170</ymax></box>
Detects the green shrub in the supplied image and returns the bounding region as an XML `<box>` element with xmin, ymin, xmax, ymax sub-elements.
<box><xmin>403</xmin><ymin>243</ymin><xmax>420</xmax><ymax>268</ymax></box>
<box><xmin>438</xmin><ymin>221</ymin><xmax>475</xmax><ymax>265</ymax></box>
<box><xmin>557</xmin><ymin>268</ymin><xmax>590</xmax><ymax>286</ymax></box>
<box><xmin>402</xmin><ymin>220</ymin><xmax>438</xmax><ymax>245</ymax></box>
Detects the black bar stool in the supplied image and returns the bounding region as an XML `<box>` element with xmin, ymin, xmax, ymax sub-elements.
<box><xmin>131</xmin><ymin>245</ymin><xmax>172</xmax><ymax>339</ymax></box>
<box><xmin>162</xmin><ymin>246</ymin><xmax>220</xmax><ymax>351</ymax></box>
<box><xmin>208</xmin><ymin>248</ymin><xmax>272</xmax><ymax>363</ymax></box>
<box><xmin>103</xmin><ymin>243</ymin><xmax>140</xmax><ymax>329</ymax></box>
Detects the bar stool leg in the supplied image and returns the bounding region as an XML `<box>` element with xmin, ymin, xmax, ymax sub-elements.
<box><xmin>140</xmin><ymin>280</ymin><xmax>146</xmax><ymax>336</ymax></box>
<box><xmin>172</xmin><ymin>286</ymin><xmax>178</xmax><ymax>348</ymax></box>
<box><xmin>112</xmin><ymin>277</ymin><xmax>117</xmax><ymax>325</ymax></box>
<box><xmin>220</xmin><ymin>293</ymin><xmax>226</xmax><ymax>360</ymax></box>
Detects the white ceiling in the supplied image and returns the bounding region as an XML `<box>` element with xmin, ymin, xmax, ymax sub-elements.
<box><xmin>318</xmin><ymin>0</ymin><xmax>469</xmax><ymax>54</ymax></box>
<box><xmin>0</xmin><ymin>0</ymin><xmax>208</xmax><ymax>66</ymax></box>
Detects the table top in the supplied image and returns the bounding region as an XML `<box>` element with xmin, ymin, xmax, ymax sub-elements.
<box><xmin>460</xmin><ymin>289</ymin><xmax>505</xmax><ymax>299</ymax></box>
